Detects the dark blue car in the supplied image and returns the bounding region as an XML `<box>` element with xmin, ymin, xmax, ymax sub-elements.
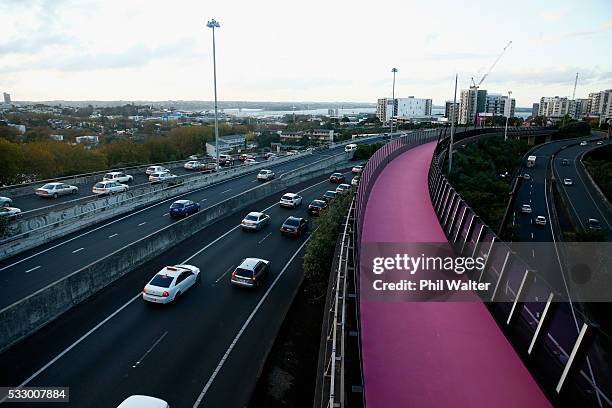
<box><xmin>169</xmin><ymin>199</ymin><xmax>200</xmax><ymax>218</ymax></box>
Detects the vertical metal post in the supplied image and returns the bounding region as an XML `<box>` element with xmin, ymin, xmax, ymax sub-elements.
<box><xmin>556</xmin><ymin>323</ymin><xmax>590</xmax><ymax>393</ymax></box>
<box><xmin>449</xmin><ymin>74</ymin><xmax>458</xmax><ymax>174</ymax></box>
<box><xmin>528</xmin><ymin>293</ymin><xmax>554</xmax><ymax>355</ymax></box>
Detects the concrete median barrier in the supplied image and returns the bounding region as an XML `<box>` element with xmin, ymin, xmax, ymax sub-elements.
<box><xmin>0</xmin><ymin>153</ymin><xmax>350</xmax><ymax>353</ymax></box>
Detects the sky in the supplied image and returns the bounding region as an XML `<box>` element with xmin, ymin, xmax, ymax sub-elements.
<box><xmin>0</xmin><ymin>0</ymin><xmax>611</xmax><ymax>107</ymax></box>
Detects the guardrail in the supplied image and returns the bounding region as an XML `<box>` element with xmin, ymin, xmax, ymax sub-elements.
<box><xmin>429</xmin><ymin>138</ymin><xmax>612</xmax><ymax>407</ymax></box>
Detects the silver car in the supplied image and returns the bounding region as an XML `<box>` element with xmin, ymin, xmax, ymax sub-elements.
<box><xmin>230</xmin><ymin>258</ymin><xmax>270</xmax><ymax>288</ymax></box>
<box><xmin>241</xmin><ymin>211</ymin><xmax>271</xmax><ymax>231</ymax></box>
<box><xmin>146</xmin><ymin>166</ymin><xmax>169</xmax><ymax>175</ymax></box>
<box><xmin>149</xmin><ymin>172</ymin><xmax>178</xmax><ymax>184</ymax></box>
<box><xmin>0</xmin><ymin>206</ymin><xmax>21</xmax><ymax>219</ymax></box>
<box><xmin>35</xmin><ymin>182</ymin><xmax>78</xmax><ymax>198</ymax></box>
<box><xmin>0</xmin><ymin>196</ymin><xmax>12</xmax><ymax>207</ymax></box>
<box><xmin>92</xmin><ymin>180</ymin><xmax>129</xmax><ymax>195</ymax></box>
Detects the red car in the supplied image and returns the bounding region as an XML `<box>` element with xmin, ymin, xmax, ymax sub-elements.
<box><xmin>280</xmin><ymin>216</ymin><xmax>309</xmax><ymax>237</ymax></box>
<box><xmin>308</xmin><ymin>199</ymin><xmax>328</xmax><ymax>215</ymax></box>
<box><xmin>329</xmin><ymin>172</ymin><xmax>345</xmax><ymax>183</ymax></box>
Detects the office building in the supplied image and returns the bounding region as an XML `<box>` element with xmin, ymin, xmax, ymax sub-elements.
<box><xmin>485</xmin><ymin>94</ymin><xmax>515</xmax><ymax>117</ymax></box>
<box><xmin>538</xmin><ymin>96</ymin><xmax>572</xmax><ymax>118</ymax></box>
<box><xmin>206</xmin><ymin>134</ymin><xmax>246</xmax><ymax>156</ymax></box>
<box><xmin>377</xmin><ymin>96</ymin><xmax>432</xmax><ymax>123</ymax></box>
<box><xmin>3</xmin><ymin>92</ymin><xmax>10</xmax><ymax>104</ymax></box>
<box><xmin>459</xmin><ymin>87</ymin><xmax>487</xmax><ymax>125</ymax></box>
<box><xmin>445</xmin><ymin>101</ymin><xmax>459</xmax><ymax>124</ymax></box>
<box><xmin>531</xmin><ymin>103</ymin><xmax>539</xmax><ymax>118</ymax></box>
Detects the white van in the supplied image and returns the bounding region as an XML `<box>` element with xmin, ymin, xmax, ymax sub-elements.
<box><xmin>345</xmin><ymin>143</ymin><xmax>358</xmax><ymax>153</ymax></box>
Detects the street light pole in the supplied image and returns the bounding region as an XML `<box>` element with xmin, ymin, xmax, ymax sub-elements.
<box><xmin>207</xmin><ymin>19</ymin><xmax>221</xmax><ymax>169</ymax></box>
<box><xmin>504</xmin><ymin>90</ymin><xmax>512</xmax><ymax>141</ymax></box>
<box><xmin>390</xmin><ymin>68</ymin><xmax>398</xmax><ymax>135</ymax></box>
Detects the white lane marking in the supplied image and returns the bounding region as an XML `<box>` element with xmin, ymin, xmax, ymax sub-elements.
<box><xmin>25</xmin><ymin>266</ymin><xmax>41</xmax><ymax>274</ymax></box>
<box><xmin>138</xmin><ymin>222</ymin><xmax>147</xmax><ymax>227</ymax></box>
<box><xmin>11</xmin><ymin>293</ymin><xmax>141</xmax><ymax>391</ymax></box>
<box><xmin>532</xmin><ymin>249</ymin><xmax>535</xmax><ymax>258</ymax></box>
<box><xmin>108</xmin><ymin>233</ymin><xmax>118</xmax><ymax>239</ymax></box>
<box><xmin>258</xmin><ymin>232</ymin><xmax>272</xmax><ymax>244</ymax></box>
<box><xmin>8</xmin><ymin>175</ymin><xmax>339</xmax><ymax>390</ymax></box>
<box><xmin>132</xmin><ymin>331</ymin><xmax>168</xmax><ymax>368</ymax></box>
<box><xmin>221</xmin><ymin>189</ymin><xmax>232</xmax><ymax>194</ymax></box>
<box><xmin>191</xmin><ymin>235</ymin><xmax>313</xmax><ymax>408</ymax></box>
<box><xmin>531</xmin><ymin>233</ymin><xmax>534</xmax><ymax>239</ymax></box>
<box><xmin>72</xmin><ymin>248</ymin><xmax>84</xmax><ymax>254</ymax></box>
<box><xmin>163</xmin><ymin>213</ymin><xmax>169</xmax><ymax>217</ymax></box>
<box><xmin>200</xmin><ymin>198</ymin><xmax>207</xmax><ymax>202</ymax></box>
<box><xmin>215</xmin><ymin>266</ymin><xmax>234</xmax><ymax>284</ymax></box>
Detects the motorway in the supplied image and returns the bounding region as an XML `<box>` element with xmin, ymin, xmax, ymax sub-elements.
<box><xmin>0</xmin><ymin>170</ymin><xmax>354</xmax><ymax>407</ymax></box>
<box><xmin>0</xmin><ymin>142</ymin><xmax>372</xmax><ymax>310</ymax></box>
<box><xmin>552</xmin><ymin>139</ymin><xmax>612</xmax><ymax>231</ymax></box>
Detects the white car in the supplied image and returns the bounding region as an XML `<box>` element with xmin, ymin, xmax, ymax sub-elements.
<box><xmin>351</xmin><ymin>176</ymin><xmax>360</xmax><ymax>186</ymax></box>
<box><xmin>92</xmin><ymin>180</ymin><xmax>129</xmax><ymax>195</ymax></box>
<box><xmin>596</xmin><ymin>141</ymin><xmax>603</xmax><ymax>145</ymax></box>
<box><xmin>0</xmin><ymin>196</ymin><xmax>12</xmax><ymax>207</ymax></box>
<box><xmin>0</xmin><ymin>206</ymin><xmax>21</xmax><ymax>219</ymax></box>
<box><xmin>117</xmin><ymin>395</ymin><xmax>169</xmax><ymax>408</ymax></box>
<box><xmin>523</xmin><ymin>173</ymin><xmax>531</xmax><ymax>180</ymax></box>
<box><xmin>521</xmin><ymin>204</ymin><xmax>532</xmax><ymax>214</ymax></box>
<box><xmin>244</xmin><ymin>158</ymin><xmax>256</xmax><ymax>165</ymax></box>
<box><xmin>535</xmin><ymin>215</ymin><xmax>547</xmax><ymax>226</ymax></box>
<box><xmin>35</xmin><ymin>182</ymin><xmax>78</xmax><ymax>198</ymax></box>
<box><xmin>352</xmin><ymin>165</ymin><xmax>364</xmax><ymax>174</ymax></box>
<box><xmin>580</xmin><ymin>141</ymin><xmax>587</xmax><ymax>146</ymax></box>
<box><xmin>336</xmin><ymin>183</ymin><xmax>352</xmax><ymax>194</ymax></box>
<box><xmin>279</xmin><ymin>193</ymin><xmax>303</xmax><ymax>208</ymax></box>
<box><xmin>345</xmin><ymin>143</ymin><xmax>358</xmax><ymax>152</ymax></box>
<box><xmin>146</xmin><ymin>166</ymin><xmax>169</xmax><ymax>175</ymax></box>
<box><xmin>563</xmin><ymin>178</ymin><xmax>573</xmax><ymax>186</ymax></box>
<box><xmin>241</xmin><ymin>211</ymin><xmax>271</xmax><ymax>231</ymax></box>
<box><xmin>103</xmin><ymin>172</ymin><xmax>133</xmax><ymax>183</ymax></box>
<box><xmin>149</xmin><ymin>172</ymin><xmax>178</xmax><ymax>184</ymax></box>
<box><xmin>184</xmin><ymin>160</ymin><xmax>204</xmax><ymax>170</ymax></box>
<box><xmin>257</xmin><ymin>170</ymin><xmax>275</xmax><ymax>181</ymax></box>
<box><xmin>142</xmin><ymin>265</ymin><xmax>201</xmax><ymax>304</ymax></box>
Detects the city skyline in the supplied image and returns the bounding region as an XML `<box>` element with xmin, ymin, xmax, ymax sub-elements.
<box><xmin>1</xmin><ymin>0</ymin><xmax>611</xmax><ymax>106</ymax></box>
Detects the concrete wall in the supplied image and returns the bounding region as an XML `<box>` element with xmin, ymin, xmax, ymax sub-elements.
<box><xmin>0</xmin><ymin>153</ymin><xmax>350</xmax><ymax>352</ymax></box>
<box><xmin>0</xmin><ymin>151</ymin><xmax>321</xmax><ymax>260</ymax></box>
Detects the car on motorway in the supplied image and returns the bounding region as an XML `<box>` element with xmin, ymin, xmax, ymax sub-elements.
<box><xmin>322</xmin><ymin>190</ymin><xmax>338</xmax><ymax>202</ymax></box>
<box><xmin>0</xmin><ymin>206</ymin><xmax>21</xmax><ymax>219</ymax></box>
<box><xmin>35</xmin><ymin>182</ymin><xmax>78</xmax><ymax>198</ymax></box>
<box><xmin>561</xmin><ymin>159</ymin><xmax>570</xmax><ymax>166</ymax></box>
<box><xmin>241</xmin><ymin>211</ymin><xmax>271</xmax><ymax>231</ymax></box>
<box><xmin>188</xmin><ymin>154</ymin><xmax>204</xmax><ymax>160</ymax></box>
<box><xmin>142</xmin><ymin>265</ymin><xmax>201</xmax><ymax>304</ymax></box>
<box><xmin>521</xmin><ymin>204</ymin><xmax>532</xmax><ymax>214</ymax></box>
<box><xmin>239</xmin><ymin>153</ymin><xmax>255</xmax><ymax>162</ymax></box>
<box><xmin>257</xmin><ymin>169</ymin><xmax>275</xmax><ymax>181</ymax></box>
<box><xmin>244</xmin><ymin>158</ymin><xmax>256</xmax><ymax>165</ymax></box>
<box><xmin>596</xmin><ymin>141</ymin><xmax>603</xmax><ymax>145</ymax></box>
<box><xmin>336</xmin><ymin>183</ymin><xmax>351</xmax><ymax>194</ymax></box>
<box><xmin>169</xmin><ymin>199</ymin><xmax>200</xmax><ymax>218</ymax></box>
<box><xmin>149</xmin><ymin>172</ymin><xmax>178</xmax><ymax>184</ymax></box>
<box><xmin>0</xmin><ymin>196</ymin><xmax>12</xmax><ymax>207</ymax></box>
<box><xmin>345</xmin><ymin>143</ymin><xmax>358</xmax><ymax>152</ymax></box>
<box><xmin>523</xmin><ymin>173</ymin><xmax>531</xmax><ymax>180</ymax></box>
<box><xmin>580</xmin><ymin>141</ymin><xmax>588</xmax><ymax>146</ymax></box>
<box><xmin>308</xmin><ymin>199</ymin><xmax>328</xmax><ymax>215</ymax></box>
<box><xmin>587</xmin><ymin>218</ymin><xmax>602</xmax><ymax>230</ymax></box>
<box><xmin>264</xmin><ymin>152</ymin><xmax>277</xmax><ymax>161</ymax></box>
<box><xmin>184</xmin><ymin>160</ymin><xmax>204</xmax><ymax>170</ymax></box>
<box><xmin>535</xmin><ymin>215</ymin><xmax>547</xmax><ymax>226</ymax></box>
<box><xmin>279</xmin><ymin>193</ymin><xmax>303</xmax><ymax>208</ymax></box>
<box><xmin>218</xmin><ymin>154</ymin><xmax>235</xmax><ymax>166</ymax></box>
<box><xmin>103</xmin><ymin>171</ymin><xmax>133</xmax><ymax>183</ymax></box>
<box><xmin>230</xmin><ymin>258</ymin><xmax>270</xmax><ymax>288</ymax></box>
<box><xmin>92</xmin><ymin>180</ymin><xmax>129</xmax><ymax>195</ymax></box>
<box><xmin>563</xmin><ymin>178</ymin><xmax>573</xmax><ymax>186</ymax></box>
<box><xmin>146</xmin><ymin>166</ymin><xmax>169</xmax><ymax>175</ymax></box>
<box><xmin>351</xmin><ymin>176</ymin><xmax>360</xmax><ymax>187</ymax></box>
<box><xmin>329</xmin><ymin>172</ymin><xmax>345</xmax><ymax>183</ymax></box>
<box><xmin>280</xmin><ymin>216</ymin><xmax>309</xmax><ymax>237</ymax></box>
<box><xmin>352</xmin><ymin>165</ymin><xmax>364</xmax><ymax>174</ymax></box>
<box><xmin>117</xmin><ymin>395</ymin><xmax>169</xmax><ymax>408</ymax></box>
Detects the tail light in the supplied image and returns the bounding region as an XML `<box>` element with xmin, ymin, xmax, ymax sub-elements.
<box><xmin>143</xmin><ymin>287</ymin><xmax>147</xmax><ymax>293</ymax></box>
<box><xmin>231</xmin><ymin>271</ymin><xmax>236</xmax><ymax>278</ymax></box>
<box><xmin>162</xmin><ymin>291</ymin><xmax>169</xmax><ymax>297</ymax></box>
<box><xmin>251</xmin><ymin>275</ymin><xmax>256</xmax><ymax>281</ymax></box>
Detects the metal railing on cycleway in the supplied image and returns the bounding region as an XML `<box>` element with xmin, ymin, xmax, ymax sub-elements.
<box><xmin>428</xmin><ymin>144</ymin><xmax>612</xmax><ymax>407</ymax></box>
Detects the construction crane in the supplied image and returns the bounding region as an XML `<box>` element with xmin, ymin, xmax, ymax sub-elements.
<box><xmin>470</xmin><ymin>40</ymin><xmax>512</xmax><ymax>126</ymax></box>
<box><xmin>572</xmin><ymin>72</ymin><xmax>579</xmax><ymax>100</ymax></box>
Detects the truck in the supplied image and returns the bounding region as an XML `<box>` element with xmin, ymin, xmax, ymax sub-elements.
<box><xmin>527</xmin><ymin>155</ymin><xmax>537</xmax><ymax>167</ymax></box>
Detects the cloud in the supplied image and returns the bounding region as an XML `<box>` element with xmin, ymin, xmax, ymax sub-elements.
<box><xmin>540</xmin><ymin>8</ymin><xmax>570</xmax><ymax>22</ymax></box>
<box><xmin>535</xmin><ymin>20</ymin><xmax>612</xmax><ymax>44</ymax></box>
<box><xmin>486</xmin><ymin>67</ymin><xmax>612</xmax><ymax>87</ymax></box>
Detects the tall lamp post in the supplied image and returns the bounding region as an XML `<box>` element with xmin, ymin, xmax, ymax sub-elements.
<box><xmin>207</xmin><ymin>19</ymin><xmax>221</xmax><ymax>169</ymax></box>
<box><xmin>390</xmin><ymin>68</ymin><xmax>398</xmax><ymax>135</ymax></box>
<box><xmin>504</xmin><ymin>90</ymin><xmax>512</xmax><ymax>141</ymax></box>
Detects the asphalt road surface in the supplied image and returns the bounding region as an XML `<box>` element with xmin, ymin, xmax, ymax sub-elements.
<box><xmin>0</xmin><ymin>170</ymin><xmax>355</xmax><ymax>408</ymax></box>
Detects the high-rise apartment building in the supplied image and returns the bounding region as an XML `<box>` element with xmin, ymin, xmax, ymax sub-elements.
<box><xmin>377</xmin><ymin>97</ymin><xmax>432</xmax><ymax>123</ymax></box>
<box><xmin>445</xmin><ymin>101</ymin><xmax>459</xmax><ymax>123</ymax></box>
<box><xmin>2</xmin><ymin>92</ymin><xmax>10</xmax><ymax>104</ymax></box>
<box><xmin>459</xmin><ymin>87</ymin><xmax>487</xmax><ymax>125</ymax></box>
<box><xmin>484</xmin><ymin>94</ymin><xmax>515</xmax><ymax>117</ymax></box>
<box><xmin>538</xmin><ymin>96</ymin><xmax>572</xmax><ymax>118</ymax></box>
